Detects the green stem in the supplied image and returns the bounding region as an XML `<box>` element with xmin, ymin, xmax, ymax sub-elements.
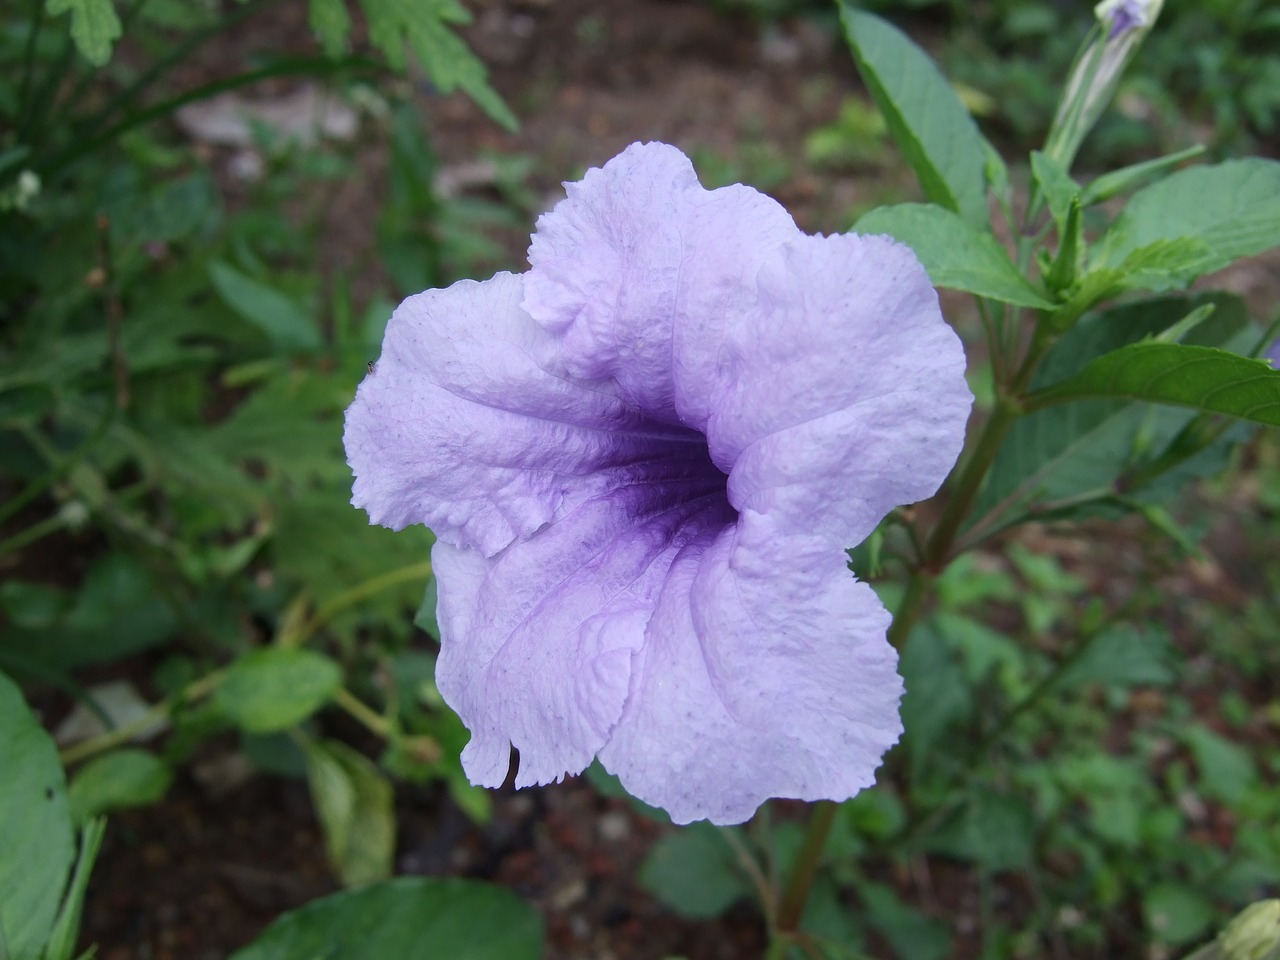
<box><xmin>288</xmin><ymin>561</ymin><xmax>432</xmax><ymax>646</ymax></box>
<box><xmin>332</xmin><ymin>686</ymin><xmax>394</xmax><ymax>740</ymax></box>
<box><xmin>59</xmin><ymin>669</ymin><xmax>226</xmax><ymax>766</ymax></box>
<box><xmin>16</xmin><ymin>0</ymin><xmax>46</xmax><ymax>131</ymax></box>
<box><xmin>0</xmin><ymin>512</ymin><xmax>67</xmax><ymax>558</ymax></box>
<box><xmin>773</xmin><ymin>801</ymin><xmax>839</xmax><ymax>941</ymax></box>
<box><xmin>41</xmin><ymin>55</ymin><xmax>375</xmax><ymax>178</ymax></box>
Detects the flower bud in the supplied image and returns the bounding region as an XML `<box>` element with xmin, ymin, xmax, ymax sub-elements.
<box><xmin>1043</xmin><ymin>0</ymin><xmax>1165</xmax><ymax>172</ymax></box>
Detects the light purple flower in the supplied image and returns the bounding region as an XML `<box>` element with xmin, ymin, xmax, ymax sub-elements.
<box><xmin>344</xmin><ymin>142</ymin><xmax>972</xmax><ymax>824</ymax></box>
<box><xmin>1265</xmin><ymin>338</ymin><xmax>1280</xmax><ymax>367</ymax></box>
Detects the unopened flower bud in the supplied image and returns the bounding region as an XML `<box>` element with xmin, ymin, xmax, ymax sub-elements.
<box><xmin>1044</xmin><ymin>0</ymin><xmax>1165</xmax><ymax>172</ymax></box>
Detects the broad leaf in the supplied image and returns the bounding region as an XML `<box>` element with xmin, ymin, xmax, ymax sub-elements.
<box><xmin>638</xmin><ymin>823</ymin><xmax>751</xmax><ymax>919</ymax></box>
<box><xmin>0</xmin><ymin>671</ymin><xmax>75</xmax><ymax>960</ymax></box>
<box><xmin>229</xmin><ymin>877</ymin><xmax>544</xmax><ymax>960</ymax></box>
<box><xmin>924</xmin><ymin>789</ymin><xmax>1034</xmax><ymax>872</ymax></box>
<box><xmin>46</xmin><ymin>0</ymin><xmax>122</xmax><ymax>66</ymax></box>
<box><xmin>209</xmin><ymin>261</ymin><xmax>322</xmax><ymax>353</ymax></box>
<box><xmin>1054</xmin><ymin>625</ymin><xmax>1179</xmax><ymax>691</ymax></box>
<box><xmin>1030</xmin><ymin>343</ymin><xmax>1280</xmax><ymax>426</ymax></box>
<box><xmin>68</xmin><ymin>749</ymin><xmax>172</xmax><ymax>823</ymax></box>
<box><xmin>302</xmin><ymin>738</ymin><xmax>395</xmax><ymax>888</ymax></box>
<box><xmin>838</xmin><ymin>7</ymin><xmax>990</xmax><ymax>227</ymax></box>
<box><xmin>1094</xmin><ymin>158</ymin><xmax>1280</xmax><ymax>280</ymax></box>
<box><xmin>213</xmin><ymin>648</ymin><xmax>343</xmax><ymax>733</ymax></box>
<box><xmin>855</xmin><ymin>204</ymin><xmax>1053</xmax><ymax>308</ymax></box>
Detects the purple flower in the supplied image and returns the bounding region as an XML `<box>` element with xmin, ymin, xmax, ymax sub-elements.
<box><xmin>344</xmin><ymin>143</ymin><xmax>972</xmax><ymax>824</ymax></box>
<box><xmin>1265</xmin><ymin>338</ymin><xmax>1280</xmax><ymax>367</ymax></box>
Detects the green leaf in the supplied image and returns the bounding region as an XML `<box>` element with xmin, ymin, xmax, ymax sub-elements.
<box><xmin>41</xmin><ymin>819</ymin><xmax>106</xmax><ymax>960</ymax></box>
<box><xmin>1030</xmin><ymin>150</ymin><xmax>1079</xmax><ymax>236</ymax></box>
<box><xmin>1029</xmin><ymin>343</ymin><xmax>1280</xmax><ymax>427</ymax></box>
<box><xmin>638</xmin><ymin>823</ymin><xmax>751</xmax><ymax>919</ymax></box>
<box><xmin>302</xmin><ymin>738</ymin><xmax>395</xmax><ymax>887</ymax></box>
<box><xmin>209</xmin><ymin>261</ymin><xmax>322</xmax><ymax>353</ymax></box>
<box><xmin>854</xmin><ymin>204</ymin><xmax>1053</xmax><ymax>308</ymax></box>
<box><xmin>1094</xmin><ymin>158</ymin><xmax>1280</xmax><ymax>281</ymax></box>
<box><xmin>858</xmin><ymin>881</ymin><xmax>951</xmax><ymax>960</ymax></box>
<box><xmin>1144</xmin><ymin>883</ymin><xmax>1216</xmax><ymax>947</ymax></box>
<box><xmin>362</xmin><ymin>0</ymin><xmax>517</xmax><ymax>131</ymax></box>
<box><xmin>0</xmin><ymin>554</ymin><xmax>180</xmax><ymax>671</ymax></box>
<box><xmin>1055</xmin><ymin>625</ymin><xmax>1179</xmax><ymax>691</ymax></box>
<box><xmin>45</xmin><ymin>0</ymin><xmax>122</xmax><ymax>66</ymax></box>
<box><xmin>900</xmin><ymin>623</ymin><xmax>973</xmax><ymax>781</ymax></box>
<box><xmin>924</xmin><ymin>789</ymin><xmax>1034</xmax><ymax>872</ymax></box>
<box><xmin>213</xmin><ymin>648</ymin><xmax>343</xmax><ymax>733</ymax></box>
<box><xmin>838</xmin><ymin>7</ymin><xmax>989</xmax><ymax>227</ymax></box>
<box><xmin>68</xmin><ymin>749</ymin><xmax>172</xmax><ymax>823</ymax></box>
<box><xmin>228</xmin><ymin>877</ymin><xmax>544</xmax><ymax>960</ymax></box>
<box><xmin>974</xmin><ymin>293</ymin><xmax>1252</xmax><ymax>524</ymax></box>
<box><xmin>1184</xmin><ymin>724</ymin><xmax>1257</xmax><ymax>805</ymax></box>
<box><xmin>309</xmin><ymin>0</ymin><xmax>352</xmax><ymax>57</ymax></box>
<box><xmin>1079</xmin><ymin>145</ymin><xmax>1206</xmax><ymax>207</ymax></box>
<box><xmin>0</xmin><ymin>671</ymin><xmax>76</xmax><ymax>960</ymax></box>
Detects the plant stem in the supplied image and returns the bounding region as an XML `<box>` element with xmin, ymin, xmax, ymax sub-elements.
<box><xmin>773</xmin><ymin>801</ymin><xmax>839</xmax><ymax>940</ymax></box>
<box><xmin>290</xmin><ymin>561</ymin><xmax>432</xmax><ymax>646</ymax></box>
<box><xmin>59</xmin><ymin>670</ymin><xmax>226</xmax><ymax>766</ymax></box>
<box><xmin>333</xmin><ymin>686</ymin><xmax>393</xmax><ymax>740</ymax></box>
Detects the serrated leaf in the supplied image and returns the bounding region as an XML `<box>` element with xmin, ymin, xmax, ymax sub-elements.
<box><xmin>68</xmin><ymin>749</ymin><xmax>172</xmax><ymax>823</ymax></box>
<box><xmin>1030</xmin><ymin>343</ymin><xmax>1280</xmax><ymax>427</ymax></box>
<box><xmin>302</xmin><ymin>738</ymin><xmax>395</xmax><ymax>887</ymax></box>
<box><xmin>0</xmin><ymin>671</ymin><xmax>76</xmax><ymax>960</ymax></box>
<box><xmin>309</xmin><ymin>0</ymin><xmax>352</xmax><ymax>57</ymax></box>
<box><xmin>924</xmin><ymin>788</ymin><xmax>1034</xmax><ymax>872</ymax></box>
<box><xmin>838</xmin><ymin>7</ymin><xmax>989</xmax><ymax>227</ymax></box>
<box><xmin>638</xmin><ymin>823</ymin><xmax>750</xmax><ymax>919</ymax></box>
<box><xmin>1054</xmin><ymin>625</ymin><xmax>1179</xmax><ymax>691</ymax></box>
<box><xmin>213</xmin><ymin>648</ymin><xmax>343</xmax><ymax>733</ymax></box>
<box><xmin>1095</xmin><ymin>158</ymin><xmax>1280</xmax><ymax>280</ymax></box>
<box><xmin>228</xmin><ymin>877</ymin><xmax>544</xmax><ymax>960</ymax></box>
<box><xmin>360</xmin><ymin>0</ymin><xmax>516</xmax><ymax>131</ymax></box>
<box><xmin>209</xmin><ymin>261</ymin><xmax>322</xmax><ymax>353</ymax></box>
<box><xmin>855</xmin><ymin>203</ymin><xmax>1053</xmax><ymax>308</ymax></box>
<box><xmin>46</xmin><ymin>0</ymin><xmax>122</xmax><ymax>66</ymax></box>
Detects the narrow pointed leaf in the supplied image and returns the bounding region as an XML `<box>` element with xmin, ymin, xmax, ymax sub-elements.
<box><xmin>1030</xmin><ymin>343</ymin><xmax>1280</xmax><ymax>425</ymax></box>
<box><xmin>838</xmin><ymin>6</ymin><xmax>990</xmax><ymax>227</ymax></box>
<box><xmin>856</xmin><ymin>203</ymin><xmax>1053</xmax><ymax>308</ymax></box>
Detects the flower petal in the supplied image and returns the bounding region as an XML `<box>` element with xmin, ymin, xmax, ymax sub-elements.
<box><xmin>710</xmin><ymin>233</ymin><xmax>973</xmax><ymax>548</ymax></box>
<box><xmin>598</xmin><ymin>511</ymin><xmax>902</xmax><ymax>825</ymax></box>
<box><xmin>434</xmin><ymin>473</ymin><xmax>734</xmax><ymax>788</ymax></box>
<box><xmin>524</xmin><ymin>142</ymin><xmax>798</xmax><ymax>427</ymax></box>
<box><xmin>344</xmin><ymin>271</ymin><xmax>699</xmax><ymax>555</ymax></box>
